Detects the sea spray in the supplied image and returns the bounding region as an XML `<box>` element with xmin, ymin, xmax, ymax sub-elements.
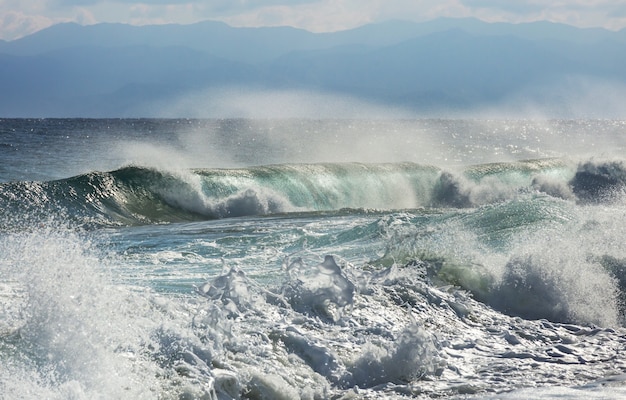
<box><xmin>570</xmin><ymin>160</ymin><xmax>626</xmax><ymax>203</ymax></box>
<box><xmin>4</xmin><ymin>119</ymin><xmax>626</xmax><ymax>398</ymax></box>
<box><xmin>346</xmin><ymin>323</ymin><xmax>439</xmax><ymax>389</ymax></box>
<box><xmin>0</xmin><ymin>226</ymin><xmax>230</xmax><ymax>399</ymax></box>
<box><xmin>3</xmin><ymin>204</ymin><xmax>626</xmax><ymax>398</ymax></box>
<box><xmin>0</xmin><ymin>227</ymin><xmax>159</xmax><ymax>398</ymax></box>
<box><xmin>374</xmin><ymin>193</ymin><xmax>626</xmax><ymax>327</ymax></box>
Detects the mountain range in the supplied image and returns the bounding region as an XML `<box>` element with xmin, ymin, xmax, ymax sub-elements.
<box><xmin>1</xmin><ymin>18</ymin><xmax>626</xmax><ymax>117</ymax></box>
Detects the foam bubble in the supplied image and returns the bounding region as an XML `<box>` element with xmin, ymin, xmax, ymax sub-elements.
<box><xmin>347</xmin><ymin>324</ymin><xmax>439</xmax><ymax>388</ymax></box>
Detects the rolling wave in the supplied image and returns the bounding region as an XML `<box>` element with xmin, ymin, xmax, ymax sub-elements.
<box><xmin>1</xmin><ymin>159</ymin><xmax>624</xmax><ymax>228</ymax></box>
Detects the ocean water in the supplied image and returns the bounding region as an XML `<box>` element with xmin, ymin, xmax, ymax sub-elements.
<box><xmin>2</xmin><ymin>118</ymin><xmax>626</xmax><ymax>399</ymax></box>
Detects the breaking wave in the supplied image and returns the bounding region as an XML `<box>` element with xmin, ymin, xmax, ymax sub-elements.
<box><xmin>2</xmin><ymin>159</ymin><xmax>626</xmax><ymax>228</ymax></box>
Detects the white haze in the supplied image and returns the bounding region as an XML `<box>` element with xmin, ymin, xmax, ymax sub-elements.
<box><xmin>469</xmin><ymin>75</ymin><xmax>626</xmax><ymax>120</ymax></box>
<box><xmin>153</xmin><ymin>87</ymin><xmax>417</xmax><ymax>120</ymax></box>
<box><xmin>105</xmin><ymin>79</ymin><xmax>626</xmax><ymax>173</ymax></box>
<box><xmin>152</xmin><ymin>76</ymin><xmax>626</xmax><ymax>120</ymax></box>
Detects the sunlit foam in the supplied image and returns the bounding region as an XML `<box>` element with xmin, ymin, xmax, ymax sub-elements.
<box><xmin>379</xmin><ymin>197</ymin><xmax>626</xmax><ymax>327</ymax></box>
<box><xmin>0</xmin><ymin>226</ymin><xmax>224</xmax><ymax>399</ymax></box>
<box><xmin>0</xmin><ymin>228</ymin><xmax>161</xmax><ymax>398</ymax></box>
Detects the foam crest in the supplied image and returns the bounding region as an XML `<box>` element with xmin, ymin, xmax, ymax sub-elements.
<box><xmin>570</xmin><ymin>160</ymin><xmax>626</xmax><ymax>203</ymax></box>
<box><xmin>1</xmin><ymin>160</ymin><xmax>591</xmax><ymax>229</ymax></box>
<box><xmin>486</xmin><ymin>201</ymin><xmax>626</xmax><ymax>326</ymax></box>
<box><xmin>282</xmin><ymin>255</ymin><xmax>356</xmax><ymax>322</ymax></box>
<box><xmin>116</xmin><ymin>166</ymin><xmax>296</xmax><ymax>221</ymax></box>
<box><xmin>432</xmin><ymin>160</ymin><xmax>574</xmax><ymax>208</ymax></box>
<box><xmin>0</xmin><ymin>229</ymin><xmax>159</xmax><ymax>398</ymax></box>
<box><xmin>208</xmin><ymin>187</ymin><xmax>294</xmax><ymax>218</ymax></box>
<box><xmin>190</xmin><ymin>254</ymin><xmax>449</xmax><ymax>396</ymax></box>
<box><xmin>347</xmin><ymin>324</ymin><xmax>439</xmax><ymax>388</ymax></box>
<box><xmin>490</xmin><ymin>252</ymin><xmax>620</xmax><ymax>325</ymax></box>
<box><xmin>0</xmin><ymin>227</ymin><xmax>236</xmax><ymax>399</ymax></box>
<box><xmin>196</xmin><ymin>266</ymin><xmax>266</xmax><ymax>316</ymax></box>
<box><xmin>377</xmin><ymin>196</ymin><xmax>626</xmax><ymax>327</ymax></box>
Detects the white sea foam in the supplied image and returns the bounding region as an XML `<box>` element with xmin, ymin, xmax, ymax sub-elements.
<box><xmin>378</xmin><ymin>194</ymin><xmax>626</xmax><ymax>328</ymax></box>
<box><xmin>0</xmin><ymin>227</ymin><xmax>225</xmax><ymax>399</ymax></box>
<box><xmin>0</xmin><ymin>229</ymin><xmax>156</xmax><ymax>398</ymax></box>
<box><xmin>3</xmin><ymin>217</ymin><xmax>626</xmax><ymax>399</ymax></box>
<box><xmin>4</xmin><ymin>119</ymin><xmax>626</xmax><ymax>399</ymax></box>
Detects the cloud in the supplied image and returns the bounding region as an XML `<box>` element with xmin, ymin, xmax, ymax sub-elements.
<box><xmin>215</xmin><ymin>0</ymin><xmax>474</xmax><ymax>32</ymax></box>
<box><xmin>0</xmin><ymin>0</ymin><xmax>100</xmax><ymax>40</ymax></box>
<box><xmin>223</xmin><ymin>0</ymin><xmax>626</xmax><ymax>32</ymax></box>
<box><xmin>48</xmin><ymin>0</ymin><xmax>319</xmax><ymax>12</ymax></box>
<box><xmin>203</xmin><ymin>0</ymin><xmax>319</xmax><ymax>14</ymax></box>
<box><xmin>0</xmin><ymin>11</ymin><xmax>57</xmax><ymax>41</ymax></box>
<box><xmin>50</xmin><ymin>0</ymin><xmax>186</xmax><ymax>5</ymax></box>
<box><xmin>216</xmin><ymin>0</ymin><xmax>374</xmax><ymax>32</ymax></box>
<box><xmin>458</xmin><ymin>0</ymin><xmax>626</xmax><ymax>28</ymax></box>
<box><xmin>460</xmin><ymin>0</ymin><xmax>547</xmax><ymax>14</ymax></box>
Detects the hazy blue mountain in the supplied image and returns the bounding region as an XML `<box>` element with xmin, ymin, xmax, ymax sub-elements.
<box><xmin>4</xmin><ymin>18</ymin><xmax>623</xmax><ymax>61</ymax></box>
<box><xmin>269</xmin><ymin>28</ymin><xmax>626</xmax><ymax>105</ymax></box>
<box><xmin>0</xmin><ymin>21</ymin><xmax>322</xmax><ymax>64</ymax></box>
<box><xmin>1</xmin><ymin>18</ymin><xmax>625</xmax><ymax>117</ymax></box>
<box><xmin>0</xmin><ymin>44</ymin><xmax>259</xmax><ymax>116</ymax></box>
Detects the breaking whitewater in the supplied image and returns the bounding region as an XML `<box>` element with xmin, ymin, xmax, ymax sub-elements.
<box><xmin>2</xmin><ymin>118</ymin><xmax>626</xmax><ymax>399</ymax></box>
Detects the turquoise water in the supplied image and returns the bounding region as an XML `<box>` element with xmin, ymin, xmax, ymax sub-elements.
<box><xmin>2</xmin><ymin>119</ymin><xmax>626</xmax><ymax>399</ymax></box>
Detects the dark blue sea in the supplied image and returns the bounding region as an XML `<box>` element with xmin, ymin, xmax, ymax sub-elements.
<box><xmin>2</xmin><ymin>118</ymin><xmax>626</xmax><ymax>399</ymax></box>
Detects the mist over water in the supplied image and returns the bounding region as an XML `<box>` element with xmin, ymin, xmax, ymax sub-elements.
<box><xmin>113</xmin><ymin>118</ymin><xmax>626</xmax><ymax>172</ymax></box>
<box><xmin>4</xmin><ymin>116</ymin><xmax>624</xmax><ymax>183</ymax></box>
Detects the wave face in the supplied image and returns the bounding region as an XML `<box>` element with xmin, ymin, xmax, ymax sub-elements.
<box><xmin>0</xmin><ymin>159</ymin><xmax>591</xmax><ymax>227</ymax></box>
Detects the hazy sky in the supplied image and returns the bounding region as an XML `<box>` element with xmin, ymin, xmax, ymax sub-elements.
<box><xmin>2</xmin><ymin>0</ymin><xmax>626</xmax><ymax>41</ymax></box>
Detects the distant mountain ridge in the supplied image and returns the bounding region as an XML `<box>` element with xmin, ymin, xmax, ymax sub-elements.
<box><xmin>1</xmin><ymin>18</ymin><xmax>626</xmax><ymax>117</ymax></box>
